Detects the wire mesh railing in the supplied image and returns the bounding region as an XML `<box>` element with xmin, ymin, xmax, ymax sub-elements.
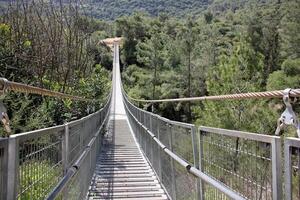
<box><xmin>16</xmin><ymin>125</ymin><xmax>65</xmax><ymax>199</ymax></box>
<box><xmin>1</xmin><ymin>41</ymin><xmax>299</xmax><ymax>199</ymax></box>
<box><xmin>199</xmin><ymin>126</ymin><xmax>281</xmax><ymax>200</ymax></box>
<box><xmin>48</xmin><ymin>121</ymin><xmax>105</xmax><ymax>200</ymax></box>
<box><xmin>122</xmin><ymin>87</ymin><xmax>299</xmax><ymax>200</ymax></box>
<box><xmin>0</xmin><ymin>95</ymin><xmax>111</xmax><ymax>200</ymax></box>
<box><xmin>123</xmin><ymin>91</ymin><xmax>246</xmax><ymax>200</ymax></box>
<box><xmin>0</xmin><ymin>138</ymin><xmax>8</xmax><ymax>200</ymax></box>
<box><xmin>284</xmin><ymin>137</ymin><xmax>300</xmax><ymax>200</ymax></box>
<box><xmin>121</xmin><ymin>83</ymin><xmax>300</xmax><ymax>200</ymax></box>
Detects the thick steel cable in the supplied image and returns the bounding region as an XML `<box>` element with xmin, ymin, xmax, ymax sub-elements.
<box><xmin>126</xmin><ymin>88</ymin><xmax>300</xmax><ymax>103</ymax></box>
<box><xmin>0</xmin><ymin>78</ymin><xmax>92</xmax><ymax>101</ymax></box>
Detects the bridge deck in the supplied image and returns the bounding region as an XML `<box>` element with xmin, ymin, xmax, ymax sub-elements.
<box><xmin>87</xmin><ymin>119</ymin><xmax>167</xmax><ymax>200</ymax></box>
<box><xmin>87</xmin><ymin>43</ymin><xmax>167</xmax><ymax>200</ymax></box>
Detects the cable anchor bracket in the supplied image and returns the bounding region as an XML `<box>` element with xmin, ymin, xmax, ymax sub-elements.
<box><xmin>275</xmin><ymin>88</ymin><xmax>300</xmax><ymax>137</ymax></box>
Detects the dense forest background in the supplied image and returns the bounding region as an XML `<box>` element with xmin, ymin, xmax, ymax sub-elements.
<box><xmin>0</xmin><ymin>0</ymin><xmax>283</xmax><ymax>20</ymax></box>
<box><xmin>0</xmin><ymin>2</ymin><xmax>299</xmax><ymax>200</ymax></box>
<box><xmin>0</xmin><ymin>1</ymin><xmax>114</xmax><ymax>135</ymax></box>
<box><xmin>0</xmin><ymin>0</ymin><xmax>299</xmax><ymax>137</ymax></box>
<box><xmin>119</xmin><ymin>0</ymin><xmax>300</xmax><ymax>136</ymax></box>
<box><xmin>82</xmin><ymin>0</ymin><xmax>280</xmax><ymax>21</ymax></box>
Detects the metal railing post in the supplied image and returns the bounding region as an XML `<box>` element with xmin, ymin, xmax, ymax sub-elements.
<box><xmin>191</xmin><ymin>126</ymin><xmax>202</xmax><ymax>200</ymax></box>
<box><xmin>168</xmin><ymin>123</ymin><xmax>177</xmax><ymax>200</ymax></box>
<box><xmin>157</xmin><ymin>116</ymin><xmax>162</xmax><ymax>180</ymax></box>
<box><xmin>150</xmin><ymin>114</ymin><xmax>154</xmax><ymax>163</ymax></box>
<box><xmin>271</xmin><ymin>137</ymin><xmax>282</xmax><ymax>200</ymax></box>
<box><xmin>61</xmin><ymin>123</ymin><xmax>69</xmax><ymax>200</ymax></box>
<box><xmin>137</xmin><ymin>110</ymin><xmax>140</xmax><ymax>139</ymax></box>
<box><xmin>198</xmin><ymin>129</ymin><xmax>205</xmax><ymax>200</ymax></box>
<box><xmin>1</xmin><ymin>139</ymin><xmax>8</xmax><ymax>200</ymax></box>
<box><xmin>138</xmin><ymin>110</ymin><xmax>142</xmax><ymax>144</ymax></box>
<box><xmin>7</xmin><ymin>137</ymin><xmax>18</xmax><ymax>200</ymax></box>
<box><xmin>100</xmin><ymin>110</ymin><xmax>103</xmax><ymax>125</ymax></box>
<box><xmin>143</xmin><ymin>112</ymin><xmax>147</xmax><ymax>152</ymax></box>
<box><xmin>62</xmin><ymin>123</ymin><xmax>69</xmax><ymax>173</ymax></box>
<box><xmin>80</xmin><ymin>123</ymin><xmax>84</xmax><ymax>152</ymax></box>
<box><xmin>284</xmin><ymin>140</ymin><xmax>292</xmax><ymax>200</ymax></box>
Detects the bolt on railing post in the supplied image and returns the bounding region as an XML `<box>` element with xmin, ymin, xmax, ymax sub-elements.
<box><xmin>168</xmin><ymin>123</ymin><xmax>177</xmax><ymax>200</ymax></box>
<box><xmin>198</xmin><ymin>129</ymin><xmax>205</xmax><ymax>200</ymax></box>
<box><xmin>6</xmin><ymin>137</ymin><xmax>19</xmax><ymax>200</ymax></box>
<box><xmin>271</xmin><ymin>137</ymin><xmax>282</xmax><ymax>200</ymax></box>
<box><xmin>191</xmin><ymin>126</ymin><xmax>203</xmax><ymax>200</ymax></box>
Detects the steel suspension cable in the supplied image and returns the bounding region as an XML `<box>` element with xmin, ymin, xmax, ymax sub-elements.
<box><xmin>126</xmin><ymin>88</ymin><xmax>300</xmax><ymax>103</ymax></box>
<box><xmin>0</xmin><ymin>78</ymin><xmax>93</xmax><ymax>101</ymax></box>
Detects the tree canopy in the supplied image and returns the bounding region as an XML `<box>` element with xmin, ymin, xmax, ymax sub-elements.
<box><xmin>120</xmin><ymin>0</ymin><xmax>300</xmax><ymax>137</ymax></box>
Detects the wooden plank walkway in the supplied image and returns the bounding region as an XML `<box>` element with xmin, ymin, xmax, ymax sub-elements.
<box><xmin>87</xmin><ymin>119</ymin><xmax>168</xmax><ymax>200</ymax></box>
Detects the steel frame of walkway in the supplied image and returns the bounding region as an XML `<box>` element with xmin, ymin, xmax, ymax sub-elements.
<box><xmin>1</xmin><ymin>41</ymin><xmax>298</xmax><ymax>200</ymax></box>
<box><xmin>87</xmin><ymin>43</ymin><xmax>168</xmax><ymax>200</ymax></box>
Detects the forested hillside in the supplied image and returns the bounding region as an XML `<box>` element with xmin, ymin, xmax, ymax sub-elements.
<box><xmin>82</xmin><ymin>0</ymin><xmax>275</xmax><ymax>20</ymax></box>
<box><xmin>119</xmin><ymin>0</ymin><xmax>300</xmax><ymax>136</ymax></box>
<box><xmin>81</xmin><ymin>0</ymin><xmax>272</xmax><ymax>20</ymax></box>
<box><xmin>0</xmin><ymin>1</ymin><xmax>298</xmax><ymax>199</ymax></box>
<box><xmin>0</xmin><ymin>0</ymin><xmax>299</xmax><ymax>137</ymax></box>
<box><xmin>83</xmin><ymin>0</ymin><xmax>209</xmax><ymax>20</ymax></box>
<box><xmin>0</xmin><ymin>1</ymin><xmax>114</xmax><ymax>135</ymax></box>
<box><xmin>0</xmin><ymin>0</ymin><xmax>275</xmax><ymax>20</ymax></box>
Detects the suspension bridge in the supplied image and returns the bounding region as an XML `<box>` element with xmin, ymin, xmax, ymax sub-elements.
<box><xmin>0</xmin><ymin>41</ymin><xmax>300</xmax><ymax>200</ymax></box>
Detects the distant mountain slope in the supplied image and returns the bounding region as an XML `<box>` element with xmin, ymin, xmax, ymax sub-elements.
<box><xmin>82</xmin><ymin>0</ymin><xmax>212</xmax><ymax>20</ymax></box>
<box><xmin>0</xmin><ymin>0</ymin><xmax>271</xmax><ymax>21</ymax></box>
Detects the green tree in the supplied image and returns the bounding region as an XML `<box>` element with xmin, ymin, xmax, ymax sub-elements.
<box><xmin>0</xmin><ymin>2</ymin><xmax>111</xmax><ymax>135</ymax></box>
<box><xmin>280</xmin><ymin>0</ymin><xmax>300</xmax><ymax>59</ymax></box>
<box><xmin>246</xmin><ymin>3</ymin><xmax>282</xmax><ymax>85</ymax></box>
<box><xmin>198</xmin><ymin>38</ymin><xmax>265</xmax><ymax>131</ymax></box>
<box><xmin>178</xmin><ymin>17</ymin><xmax>198</xmax><ymax>121</ymax></box>
<box><xmin>136</xmin><ymin>29</ymin><xmax>167</xmax><ymax>101</ymax></box>
<box><xmin>116</xmin><ymin>13</ymin><xmax>150</xmax><ymax>66</ymax></box>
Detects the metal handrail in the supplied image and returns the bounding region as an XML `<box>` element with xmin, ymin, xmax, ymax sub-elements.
<box><xmin>121</xmin><ymin>86</ymin><xmax>194</xmax><ymax>129</ymax></box>
<box><xmin>46</xmin><ymin>95</ymin><xmax>111</xmax><ymax>200</ymax></box>
<box><xmin>122</xmin><ymin>90</ymin><xmax>246</xmax><ymax>200</ymax></box>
